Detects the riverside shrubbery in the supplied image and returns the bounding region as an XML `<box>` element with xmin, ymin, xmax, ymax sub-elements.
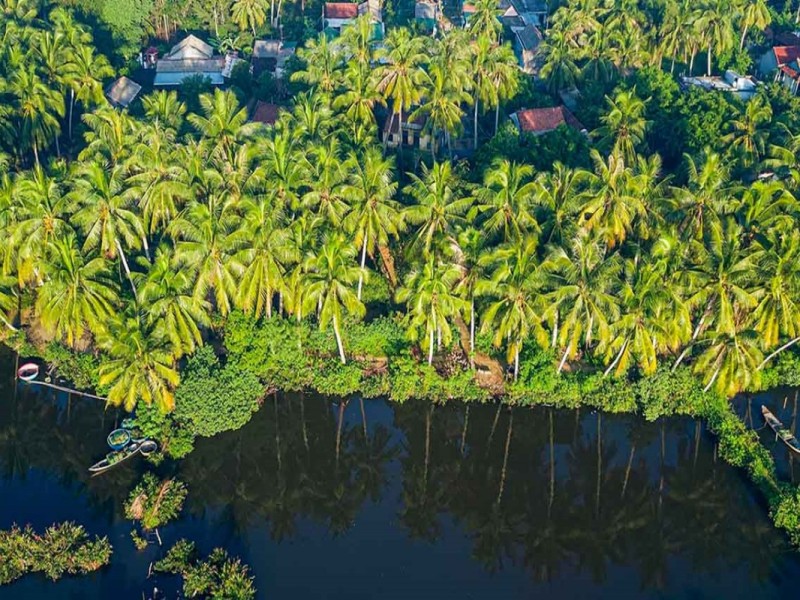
<box><xmin>0</xmin><ymin>522</ymin><xmax>111</xmax><ymax>584</ymax></box>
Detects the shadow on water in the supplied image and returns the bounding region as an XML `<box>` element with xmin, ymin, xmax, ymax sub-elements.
<box><xmin>2</xmin><ymin>347</ymin><xmax>800</xmax><ymax>599</ymax></box>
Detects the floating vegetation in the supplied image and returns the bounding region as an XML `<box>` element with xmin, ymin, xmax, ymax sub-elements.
<box><xmin>125</xmin><ymin>473</ymin><xmax>188</xmax><ymax>531</ymax></box>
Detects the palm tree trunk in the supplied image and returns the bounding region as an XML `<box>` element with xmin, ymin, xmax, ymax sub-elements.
<box><xmin>551</xmin><ymin>310</ymin><xmax>558</xmax><ymax>348</ymax></box>
<box><xmin>758</xmin><ymin>336</ymin><xmax>800</xmax><ymax>370</ymax></box>
<box><xmin>116</xmin><ymin>240</ymin><xmax>138</xmax><ymax>301</ymax></box>
<box><xmin>557</xmin><ymin>343</ymin><xmax>571</xmax><ymax>373</ymax></box>
<box><xmin>333</xmin><ymin>316</ymin><xmax>346</xmax><ymax>364</ymax></box>
<box><xmin>54</xmin><ymin>132</ymin><xmax>60</xmax><ymax>158</ymax></box>
<box><xmin>69</xmin><ymin>89</ymin><xmax>75</xmax><ymax>141</ymax></box>
<box><xmin>357</xmin><ymin>236</ymin><xmax>367</xmax><ymax>300</ymax></box>
<box><xmin>33</xmin><ymin>142</ymin><xmax>40</xmax><ymax>168</ymax></box>
<box><xmin>513</xmin><ymin>345</ymin><xmax>520</xmax><ymax>381</ymax></box>
<box><xmin>267</xmin><ymin>286</ymin><xmax>273</xmax><ymax>319</ymax></box>
<box><xmin>673</xmin><ymin>298</ymin><xmax>714</xmax><ymax>370</ymax></box>
<box><xmin>495</xmin><ymin>102</ymin><xmax>500</xmax><ymax>135</ymax></box>
<box><xmin>141</xmin><ymin>236</ymin><xmax>151</xmax><ymax>262</ymax></box>
<box><xmin>335</xmin><ymin>399</ymin><xmax>347</xmax><ymax>464</ymax></box>
<box><xmin>707</xmin><ymin>42</ymin><xmax>712</xmax><ymax>76</ymax></box>
<box><xmin>473</xmin><ymin>98</ymin><xmax>479</xmax><ymax>150</ymax></box>
<box><xmin>469</xmin><ymin>299</ymin><xmax>475</xmax><ymax>365</ymax></box>
<box><xmin>428</xmin><ymin>324</ymin><xmax>435</xmax><ymax>365</ymax></box>
<box><xmin>689</xmin><ymin>48</ymin><xmax>696</xmax><ymax>75</ymax></box>
<box><xmin>603</xmin><ymin>339</ymin><xmax>628</xmax><ymax>377</ymax></box>
<box><xmin>740</xmin><ymin>24</ymin><xmax>749</xmax><ymax>51</ymax></box>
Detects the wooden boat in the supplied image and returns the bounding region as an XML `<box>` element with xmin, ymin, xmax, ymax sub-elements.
<box><xmin>89</xmin><ymin>439</ymin><xmax>158</xmax><ymax>474</ymax></box>
<box><xmin>762</xmin><ymin>406</ymin><xmax>800</xmax><ymax>455</ymax></box>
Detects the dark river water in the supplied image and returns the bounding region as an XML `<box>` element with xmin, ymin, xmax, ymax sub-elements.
<box><xmin>2</xmin><ymin>352</ymin><xmax>800</xmax><ymax>599</ymax></box>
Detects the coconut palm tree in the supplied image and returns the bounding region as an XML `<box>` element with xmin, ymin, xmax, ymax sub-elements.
<box><xmin>341</xmin><ymin>147</ymin><xmax>402</xmax><ymax>300</ymax></box>
<box><xmin>540</xmin><ymin>27</ymin><xmax>581</xmax><ymax>94</ymax></box>
<box><xmin>234</xmin><ymin>196</ymin><xmax>298</xmax><ymax>319</ymax></box>
<box><xmin>302</xmin><ymin>235</ymin><xmax>365</xmax><ymax>363</ymax></box>
<box><xmin>168</xmin><ymin>196</ymin><xmax>242</xmax><ymax>316</ymax></box>
<box><xmin>738</xmin><ymin>0</ymin><xmax>770</xmax><ymax>50</ymax></box>
<box><xmin>10</xmin><ymin>166</ymin><xmax>73</xmax><ymax>285</ymax></box>
<box><xmin>543</xmin><ymin>232</ymin><xmax>622</xmax><ymax>372</ymax></box>
<box><xmin>291</xmin><ymin>33</ymin><xmax>343</xmax><ymax>95</ymax></box>
<box><xmin>403</xmin><ymin>161</ymin><xmax>472</xmax><ymax>259</ymax></box>
<box><xmin>138</xmin><ymin>246</ymin><xmax>210</xmax><ymax>359</ymax></box>
<box><xmin>722</xmin><ymin>95</ymin><xmax>772</xmax><ymax>168</ymax></box>
<box><xmin>98</xmin><ymin>313</ymin><xmax>180</xmax><ymax>412</ymax></box>
<box><xmin>80</xmin><ymin>106</ymin><xmax>136</xmax><ymax>166</ymax></box>
<box><xmin>231</xmin><ymin>0</ymin><xmax>268</xmax><ymax>35</ymax></box>
<box><xmin>693</xmin><ymin>327</ymin><xmax>762</xmax><ymax>395</ymax></box>
<box><xmin>396</xmin><ymin>257</ymin><xmax>466</xmax><ymax>365</ymax></box>
<box><xmin>188</xmin><ymin>89</ymin><xmax>249</xmax><ymax>166</ymax></box>
<box><xmin>453</xmin><ymin>227</ymin><xmax>492</xmax><ymax>357</ymax></box>
<box><xmin>473</xmin><ymin>159</ymin><xmax>539</xmax><ymax>243</ymax></box>
<box><xmin>695</xmin><ymin>0</ymin><xmax>736</xmax><ymax>76</ymax></box>
<box><xmin>7</xmin><ymin>65</ymin><xmax>64</xmax><ymax>165</ymax></box>
<box><xmin>471</xmin><ymin>36</ymin><xmax>519</xmax><ymax>148</ymax></box>
<box><xmin>68</xmin><ymin>162</ymin><xmax>145</xmax><ymax>299</ymax></box>
<box><xmin>481</xmin><ymin>238</ymin><xmax>548</xmax><ymax>380</ymax></box>
<box><xmin>376</xmin><ymin>28</ymin><xmax>428</xmax><ymax>150</ymax></box>
<box><xmin>751</xmin><ymin>230</ymin><xmax>800</xmax><ymax>369</ymax></box>
<box><xmin>142</xmin><ymin>90</ymin><xmax>187</xmax><ymax>131</ymax></box>
<box><xmin>66</xmin><ymin>43</ymin><xmax>112</xmax><ymax>142</ymax></box>
<box><xmin>593</xmin><ymin>90</ymin><xmax>649</xmax><ymax>164</ymax></box>
<box><xmin>580</xmin><ymin>150</ymin><xmax>645</xmax><ymax>248</ymax></box>
<box><xmin>410</xmin><ymin>64</ymin><xmax>471</xmax><ymax>160</ymax></box>
<box><xmin>334</xmin><ymin>62</ymin><xmax>385</xmax><ymax>131</ymax></box>
<box><xmin>467</xmin><ymin>0</ymin><xmax>502</xmax><ymax>41</ymax></box>
<box><xmin>35</xmin><ymin>234</ymin><xmax>119</xmax><ymax>348</ymax></box>
<box><xmin>302</xmin><ymin>139</ymin><xmax>350</xmax><ymax>228</ymax></box>
<box><xmin>532</xmin><ymin>162</ymin><xmax>585</xmax><ymax>246</ymax></box>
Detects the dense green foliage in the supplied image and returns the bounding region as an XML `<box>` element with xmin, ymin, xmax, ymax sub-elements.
<box><xmin>0</xmin><ymin>522</ymin><xmax>112</xmax><ymax>584</ymax></box>
<box><xmin>154</xmin><ymin>539</ymin><xmax>256</xmax><ymax>600</ymax></box>
<box><xmin>124</xmin><ymin>472</ymin><xmax>188</xmax><ymax>529</ymax></box>
<box><xmin>174</xmin><ymin>346</ymin><xmax>263</xmax><ymax>437</ymax></box>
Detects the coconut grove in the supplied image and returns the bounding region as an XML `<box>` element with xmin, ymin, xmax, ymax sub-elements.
<box><xmin>4</xmin><ymin>0</ymin><xmax>800</xmax><ymax>594</ymax></box>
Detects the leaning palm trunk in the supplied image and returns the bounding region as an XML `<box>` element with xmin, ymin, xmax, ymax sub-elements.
<box><xmin>333</xmin><ymin>316</ymin><xmax>346</xmax><ymax>364</ymax></box>
<box><xmin>513</xmin><ymin>345</ymin><xmax>520</xmax><ymax>381</ymax></box>
<box><xmin>557</xmin><ymin>342</ymin><xmax>571</xmax><ymax>373</ymax></box>
<box><xmin>116</xmin><ymin>240</ymin><xmax>138</xmax><ymax>301</ymax></box>
<box><xmin>428</xmin><ymin>324</ymin><xmax>435</xmax><ymax>365</ymax></box>
<box><xmin>758</xmin><ymin>336</ymin><xmax>800</xmax><ymax>370</ymax></box>
<box><xmin>357</xmin><ymin>236</ymin><xmax>368</xmax><ymax>300</ymax></box>
<box><xmin>740</xmin><ymin>25</ymin><xmax>749</xmax><ymax>51</ymax></box>
<box><xmin>603</xmin><ymin>338</ymin><xmax>628</xmax><ymax>377</ymax></box>
<box><xmin>469</xmin><ymin>299</ymin><xmax>475</xmax><ymax>365</ymax></box>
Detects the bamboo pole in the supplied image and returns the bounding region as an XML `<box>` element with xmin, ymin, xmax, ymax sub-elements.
<box><xmin>19</xmin><ymin>379</ymin><xmax>106</xmax><ymax>402</ymax></box>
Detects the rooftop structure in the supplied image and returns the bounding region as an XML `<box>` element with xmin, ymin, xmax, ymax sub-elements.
<box><xmin>154</xmin><ymin>34</ymin><xmax>225</xmax><ymax>86</ymax></box>
<box><xmin>250</xmin><ymin>101</ymin><xmax>282</xmax><ymax>126</ymax></box>
<box><xmin>252</xmin><ymin>40</ymin><xmax>297</xmax><ymax>78</ymax></box>
<box><xmin>680</xmin><ymin>70</ymin><xmax>758</xmax><ymax>101</ymax></box>
<box><xmin>510</xmin><ymin>105</ymin><xmax>586</xmax><ymax>136</ymax></box>
<box><xmin>513</xmin><ymin>23</ymin><xmax>543</xmax><ymax>73</ymax></box>
<box><xmin>105</xmin><ymin>76</ymin><xmax>142</xmax><ymax>108</ymax></box>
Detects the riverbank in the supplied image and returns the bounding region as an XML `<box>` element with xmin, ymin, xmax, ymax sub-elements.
<box><xmin>4</xmin><ymin>311</ymin><xmax>800</xmax><ymax>547</ymax></box>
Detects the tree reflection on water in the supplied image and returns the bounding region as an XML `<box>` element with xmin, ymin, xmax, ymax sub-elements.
<box><xmin>0</xmin><ymin>380</ymin><xmax>795</xmax><ymax>592</ymax></box>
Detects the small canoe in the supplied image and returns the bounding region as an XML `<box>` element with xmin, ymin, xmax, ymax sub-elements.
<box><xmin>89</xmin><ymin>439</ymin><xmax>158</xmax><ymax>474</ymax></box>
<box><xmin>762</xmin><ymin>406</ymin><xmax>800</xmax><ymax>455</ymax></box>
<box><xmin>107</xmin><ymin>428</ymin><xmax>132</xmax><ymax>450</ymax></box>
<box><xmin>17</xmin><ymin>363</ymin><xmax>39</xmax><ymax>382</ymax></box>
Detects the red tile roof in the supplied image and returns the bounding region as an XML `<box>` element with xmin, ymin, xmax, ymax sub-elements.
<box><xmin>514</xmin><ymin>106</ymin><xmax>585</xmax><ymax>134</ymax></box>
<box><xmin>773</xmin><ymin>46</ymin><xmax>800</xmax><ymax>66</ymax></box>
<box><xmin>780</xmin><ymin>64</ymin><xmax>800</xmax><ymax>81</ymax></box>
<box><xmin>251</xmin><ymin>101</ymin><xmax>280</xmax><ymax>125</ymax></box>
<box><xmin>325</xmin><ymin>2</ymin><xmax>359</xmax><ymax>18</ymax></box>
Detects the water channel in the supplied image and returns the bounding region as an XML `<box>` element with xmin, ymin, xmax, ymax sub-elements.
<box><xmin>2</xmin><ymin>351</ymin><xmax>800</xmax><ymax>599</ymax></box>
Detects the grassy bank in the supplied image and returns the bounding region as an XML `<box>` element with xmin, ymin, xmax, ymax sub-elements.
<box><xmin>5</xmin><ymin>311</ymin><xmax>800</xmax><ymax>546</ymax></box>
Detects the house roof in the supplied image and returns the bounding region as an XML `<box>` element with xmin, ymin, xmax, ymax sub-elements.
<box><xmin>251</xmin><ymin>101</ymin><xmax>281</xmax><ymax>125</ymax></box>
<box><xmin>383</xmin><ymin>112</ymin><xmax>427</xmax><ymax>134</ymax></box>
<box><xmin>774</xmin><ymin>46</ymin><xmax>800</xmax><ymax>66</ymax></box>
<box><xmin>105</xmin><ymin>76</ymin><xmax>141</xmax><ymax>108</ymax></box>
<box><xmin>415</xmin><ymin>1</ymin><xmax>438</xmax><ymax>20</ymax></box>
<box><xmin>253</xmin><ymin>40</ymin><xmax>283</xmax><ymax>58</ymax></box>
<box><xmin>165</xmin><ymin>34</ymin><xmax>214</xmax><ymax>60</ymax></box>
<box><xmin>325</xmin><ymin>2</ymin><xmax>359</xmax><ymax>18</ymax></box>
<box><xmin>513</xmin><ymin>106</ymin><xmax>585</xmax><ymax>134</ymax></box>
<box><xmin>156</xmin><ymin>57</ymin><xmax>225</xmax><ymax>73</ymax></box>
<box><xmin>515</xmin><ymin>23</ymin><xmax>542</xmax><ymax>51</ymax></box>
<box><xmin>462</xmin><ymin>2</ymin><xmax>476</xmax><ymax>13</ymax></box>
<box><xmin>780</xmin><ymin>63</ymin><xmax>800</xmax><ymax>81</ymax></box>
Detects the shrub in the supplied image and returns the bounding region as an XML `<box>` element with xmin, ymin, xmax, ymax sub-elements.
<box><xmin>175</xmin><ymin>346</ymin><xmax>263</xmax><ymax>438</ymax></box>
<box><xmin>155</xmin><ymin>540</ymin><xmax>256</xmax><ymax>600</ymax></box>
<box><xmin>125</xmin><ymin>473</ymin><xmax>188</xmax><ymax>530</ymax></box>
<box><xmin>0</xmin><ymin>522</ymin><xmax>112</xmax><ymax>585</ymax></box>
